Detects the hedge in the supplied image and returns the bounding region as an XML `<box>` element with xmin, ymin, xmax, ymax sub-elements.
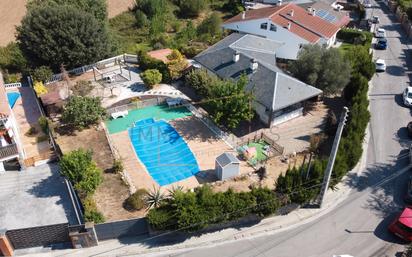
<box><xmin>337</xmin><ymin>28</ymin><xmax>373</xmax><ymax>48</ymax></box>
<box><xmin>147</xmin><ymin>186</ymin><xmax>280</xmax><ymax>232</ymax></box>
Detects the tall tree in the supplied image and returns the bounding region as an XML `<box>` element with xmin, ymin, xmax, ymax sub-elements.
<box><xmin>17</xmin><ymin>5</ymin><xmax>112</xmax><ymax>70</ymax></box>
<box><xmin>289</xmin><ymin>45</ymin><xmax>351</xmax><ymax>95</ymax></box>
<box><xmin>61</xmin><ymin>96</ymin><xmax>106</xmax><ymax>129</ymax></box>
<box><xmin>27</xmin><ymin>0</ymin><xmax>107</xmax><ymax>23</ymax></box>
<box><xmin>207</xmin><ymin>74</ymin><xmax>254</xmax><ymax>129</ymax></box>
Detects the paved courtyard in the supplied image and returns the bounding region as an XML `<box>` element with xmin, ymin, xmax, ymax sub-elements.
<box><xmin>0</xmin><ymin>163</ymin><xmax>77</xmax><ymax>230</ymax></box>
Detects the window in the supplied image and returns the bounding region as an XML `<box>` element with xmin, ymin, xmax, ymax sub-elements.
<box><xmin>260</xmin><ymin>23</ymin><xmax>268</xmax><ymax>30</ymax></box>
<box><xmin>270</xmin><ymin>24</ymin><xmax>277</xmax><ymax>32</ymax></box>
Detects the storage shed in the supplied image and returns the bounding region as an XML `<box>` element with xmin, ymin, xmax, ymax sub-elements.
<box><xmin>215</xmin><ymin>152</ymin><xmax>240</xmax><ymax>181</ymax></box>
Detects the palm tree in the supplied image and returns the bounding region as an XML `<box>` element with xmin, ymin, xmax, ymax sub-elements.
<box><xmin>145</xmin><ymin>185</ymin><xmax>166</xmax><ymax>209</ymax></box>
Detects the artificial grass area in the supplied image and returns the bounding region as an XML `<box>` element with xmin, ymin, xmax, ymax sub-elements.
<box><xmin>106</xmin><ymin>104</ymin><xmax>192</xmax><ymax>134</ymax></box>
<box><xmin>247</xmin><ymin>140</ymin><xmax>269</xmax><ymax>162</ymax></box>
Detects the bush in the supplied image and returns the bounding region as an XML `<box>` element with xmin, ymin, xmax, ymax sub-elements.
<box><xmin>72</xmin><ymin>80</ymin><xmax>93</xmax><ymax>96</ymax></box>
<box><xmin>141</xmin><ymin>69</ymin><xmax>162</xmax><ymax>87</ymax></box>
<box><xmin>112</xmin><ymin>159</ymin><xmax>123</xmax><ymax>173</ymax></box>
<box><xmin>197</xmin><ymin>12</ymin><xmax>222</xmax><ymax>41</ymax></box>
<box><xmin>32</xmin><ymin>66</ymin><xmax>53</xmax><ymax>83</ymax></box>
<box><xmin>0</xmin><ymin>42</ymin><xmax>28</xmax><ymax>72</ymax></box>
<box><xmin>135</xmin><ymin>10</ymin><xmax>148</xmax><ymax>28</ymax></box>
<box><xmin>178</xmin><ymin>0</ymin><xmax>207</xmax><ymax>17</ymax></box>
<box><xmin>167</xmin><ymin>49</ymin><xmax>188</xmax><ymax>80</ymax></box>
<box><xmin>3</xmin><ymin>73</ymin><xmax>22</xmax><ymax>84</ymax></box>
<box><xmin>25</xmin><ymin>126</ymin><xmax>38</xmax><ymax>136</ymax></box>
<box><xmin>125</xmin><ymin>189</ymin><xmax>148</xmax><ymax>211</ymax></box>
<box><xmin>138</xmin><ymin>51</ymin><xmax>171</xmax><ymax>82</ymax></box>
<box><xmin>59</xmin><ymin>149</ymin><xmax>103</xmax><ymax>195</ymax></box>
<box><xmin>82</xmin><ymin>196</ymin><xmax>105</xmax><ymax>223</ymax></box>
<box><xmin>147</xmin><ymin>185</ymin><xmax>279</xmax><ymax>232</ymax></box>
<box><xmin>33</xmin><ymin>81</ymin><xmax>48</xmax><ymax>95</ymax></box>
<box><xmin>344</xmin><ymin>45</ymin><xmax>375</xmax><ymax>80</ymax></box>
<box><xmin>337</xmin><ymin>28</ymin><xmax>373</xmax><ymax>47</ymax></box>
<box><xmin>61</xmin><ymin>96</ymin><xmax>106</xmax><ymax>130</ymax></box>
<box><xmin>38</xmin><ymin>116</ymin><xmax>50</xmax><ymax>134</ymax></box>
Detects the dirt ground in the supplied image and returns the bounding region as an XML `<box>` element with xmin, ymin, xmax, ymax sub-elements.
<box><xmin>211</xmin><ymin>154</ymin><xmax>306</xmax><ymax>193</ymax></box>
<box><xmin>0</xmin><ymin>0</ymin><xmax>134</xmax><ymax>46</ymax></box>
<box><xmin>54</xmin><ymin>125</ymin><xmax>135</xmax><ymax>221</ymax></box>
<box><xmin>107</xmin><ymin>0</ymin><xmax>135</xmax><ymax>18</ymax></box>
<box><xmin>0</xmin><ymin>0</ymin><xmax>27</xmax><ymax>46</ymax></box>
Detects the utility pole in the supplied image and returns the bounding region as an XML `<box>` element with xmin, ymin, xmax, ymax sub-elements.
<box><xmin>317</xmin><ymin>106</ymin><xmax>349</xmax><ymax>208</ymax></box>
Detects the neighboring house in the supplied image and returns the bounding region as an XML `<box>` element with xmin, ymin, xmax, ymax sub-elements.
<box><xmin>222</xmin><ymin>3</ymin><xmax>344</xmax><ymax>60</ymax></box>
<box><xmin>194</xmin><ymin>33</ymin><xmax>322</xmax><ymax>127</ymax></box>
<box><xmin>0</xmin><ymin>73</ymin><xmax>25</xmax><ymax>171</ymax></box>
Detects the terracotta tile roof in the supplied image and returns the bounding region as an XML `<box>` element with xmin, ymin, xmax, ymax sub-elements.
<box><xmin>147</xmin><ymin>49</ymin><xmax>173</xmax><ymax>63</ymax></box>
<box><xmin>223</xmin><ymin>5</ymin><xmax>285</xmax><ymax>24</ymax></box>
<box><xmin>0</xmin><ymin>73</ymin><xmax>10</xmax><ymax>119</ymax></box>
<box><xmin>224</xmin><ymin>3</ymin><xmax>341</xmax><ymax>43</ymax></box>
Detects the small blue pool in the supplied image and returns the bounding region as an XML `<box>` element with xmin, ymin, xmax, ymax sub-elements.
<box><xmin>7</xmin><ymin>92</ymin><xmax>20</xmax><ymax>109</ymax></box>
<box><xmin>129</xmin><ymin>118</ymin><xmax>199</xmax><ymax>186</ymax></box>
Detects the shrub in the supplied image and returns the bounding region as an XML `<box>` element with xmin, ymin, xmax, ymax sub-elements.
<box><xmin>167</xmin><ymin>49</ymin><xmax>188</xmax><ymax>80</ymax></box>
<box><xmin>59</xmin><ymin>149</ymin><xmax>103</xmax><ymax>195</ymax></box>
<box><xmin>138</xmin><ymin>51</ymin><xmax>170</xmax><ymax>82</ymax></box>
<box><xmin>61</xmin><ymin>96</ymin><xmax>106</xmax><ymax>129</ymax></box>
<box><xmin>147</xmin><ymin>206</ymin><xmax>174</xmax><ymax>230</ymax></box>
<box><xmin>185</xmin><ymin>69</ymin><xmax>215</xmax><ymax>97</ymax></box>
<box><xmin>0</xmin><ymin>42</ymin><xmax>28</xmax><ymax>72</ymax></box>
<box><xmin>112</xmin><ymin>159</ymin><xmax>123</xmax><ymax>173</ymax></box>
<box><xmin>251</xmin><ymin>187</ymin><xmax>280</xmax><ymax>216</ymax></box>
<box><xmin>178</xmin><ymin>0</ymin><xmax>207</xmax><ymax>17</ymax></box>
<box><xmin>141</xmin><ymin>69</ymin><xmax>162</xmax><ymax>87</ymax></box>
<box><xmin>197</xmin><ymin>12</ymin><xmax>222</xmax><ymax>40</ymax></box>
<box><xmin>72</xmin><ymin>80</ymin><xmax>93</xmax><ymax>96</ymax></box>
<box><xmin>82</xmin><ymin>196</ymin><xmax>105</xmax><ymax>223</ymax></box>
<box><xmin>33</xmin><ymin>81</ymin><xmax>48</xmax><ymax>95</ymax></box>
<box><xmin>125</xmin><ymin>189</ymin><xmax>148</xmax><ymax>211</ymax></box>
<box><xmin>38</xmin><ymin>116</ymin><xmax>49</xmax><ymax>134</ymax></box>
<box><xmin>4</xmin><ymin>73</ymin><xmax>22</xmax><ymax>83</ymax></box>
<box><xmin>32</xmin><ymin>66</ymin><xmax>53</xmax><ymax>83</ymax></box>
<box><xmin>25</xmin><ymin>126</ymin><xmax>38</xmax><ymax>136</ymax></box>
<box><xmin>344</xmin><ymin>45</ymin><xmax>375</xmax><ymax>80</ymax></box>
<box><xmin>135</xmin><ymin>10</ymin><xmax>148</xmax><ymax>28</ymax></box>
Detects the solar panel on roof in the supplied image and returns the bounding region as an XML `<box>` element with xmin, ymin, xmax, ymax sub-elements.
<box><xmin>315</xmin><ymin>9</ymin><xmax>337</xmax><ymax>23</ymax></box>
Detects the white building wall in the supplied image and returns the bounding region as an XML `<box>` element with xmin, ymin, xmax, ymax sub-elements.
<box><xmin>223</xmin><ymin>19</ymin><xmax>310</xmax><ymax>60</ymax></box>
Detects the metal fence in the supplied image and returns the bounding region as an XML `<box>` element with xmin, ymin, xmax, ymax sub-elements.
<box><xmin>94</xmin><ymin>218</ymin><xmax>148</xmax><ymax>241</ymax></box>
<box><xmin>106</xmin><ymin>97</ymin><xmax>166</xmax><ymax>115</ymax></box>
<box><xmin>6</xmin><ymin>223</ymin><xmax>70</xmax><ymax>249</ymax></box>
<box><xmin>45</xmin><ymin>54</ymin><xmax>138</xmax><ymax>84</ymax></box>
<box><xmin>4</xmin><ymin>82</ymin><xmax>22</xmax><ymax>89</ymax></box>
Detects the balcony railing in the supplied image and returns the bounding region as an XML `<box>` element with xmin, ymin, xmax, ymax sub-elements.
<box><xmin>0</xmin><ymin>144</ymin><xmax>18</xmax><ymax>160</ymax></box>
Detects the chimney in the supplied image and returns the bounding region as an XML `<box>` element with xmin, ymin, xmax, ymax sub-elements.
<box><xmin>311</xmin><ymin>8</ymin><xmax>316</xmax><ymax>16</ymax></box>
<box><xmin>287</xmin><ymin>22</ymin><xmax>291</xmax><ymax>30</ymax></box>
<box><xmin>289</xmin><ymin>10</ymin><xmax>294</xmax><ymax>16</ymax></box>
<box><xmin>277</xmin><ymin>0</ymin><xmax>282</xmax><ymax>6</ymax></box>
<box><xmin>242</xmin><ymin>11</ymin><xmax>246</xmax><ymax>20</ymax></box>
<box><xmin>250</xmin><ymin>59</ymin><xmax>258</xmax><ymax>72</ymax></box>
<box><xmin>233</xmin><ymin>52</ymin><xmax>240</xmax><ymax>63</ymax></box>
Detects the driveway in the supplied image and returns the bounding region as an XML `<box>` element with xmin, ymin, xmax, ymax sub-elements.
<box><xmin>0</xmin><ymin>163</ymin><xmax>77</xmax><ymax>230</ymax></box>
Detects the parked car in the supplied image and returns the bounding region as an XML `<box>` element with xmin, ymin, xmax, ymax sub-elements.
<box><xmin>375</xmin><ymin>38</ymin><xmax>387</xmax><ymax>50</ymax></box>
<box><xmin>389</xmin><ymin>207</ymin><xmax>412</xmax><ymax>241</ymax></box>
<box><xmin>403</xmin><ymin>87</ymin><xmax>412</xmax><ymax>107</ymax></box>
<box><xmin>375</xmin><ymin>59</ymin><xmax>386</xmax><ymax>72</ymax></box>
<box><xmin>375</xmin><ymin>28</ymin><xmax>386</xmax><ymax>38</ymax></box>
<box><xmin>407</xmin><ymin>122</ymin><xmax>412</xmax><ymax>138</ymax></box>
<box><xmin>372</xmin><ymin>15</ymin><xmax>380</xmax><ymax>24</ymax></box>
<box><xmin>405</xmin><ymin>176</ymin><xmax>412</xmax><ymax>204</ymax></box>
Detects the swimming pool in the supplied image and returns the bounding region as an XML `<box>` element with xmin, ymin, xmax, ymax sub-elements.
<box><xmin>7</xmin><ymin>92</ymin><xmax>20</xmax><ymax>109</ymax></box>
<box><xmin>129</xmin><ymin>118</ymin><xmax>199</xmax><ymax>186</ymax></box>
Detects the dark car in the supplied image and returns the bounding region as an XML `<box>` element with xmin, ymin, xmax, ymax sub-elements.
<box><xmin>376</xmin><ymin>38</ymin><xmax>387</xmax><ymax>50</ymax></box>
<box><xmin>405</xmin><ymin>176</ymin><xmax>412</xmax><ymax>204</ymax></box>
<box><xmin>408</xmin><ymin>122</ymin><xmax>412</xmax><ymax>138</ymax></box>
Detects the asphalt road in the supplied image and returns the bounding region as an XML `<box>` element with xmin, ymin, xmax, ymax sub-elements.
<box><xmin>151</xmin><ymin>2</ymin><xmax>412</xmax><ymax>257</ymax></box>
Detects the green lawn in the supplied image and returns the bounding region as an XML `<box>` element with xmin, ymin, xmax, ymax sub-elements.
<box><xmin>106</xmin><ymin>104</ymin><xmax>192</xmax><ymax>134</ymax></box>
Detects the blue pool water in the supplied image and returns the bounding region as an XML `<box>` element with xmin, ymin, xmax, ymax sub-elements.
<box><xmin>7</xmin><ymin>92</ymin><xmax>20</xmax><ymax>109</ymax></box>
<box><xmin>129</xmin><ymin>118</ymin><xmax>199</xmax><ymax>186</ymax></box>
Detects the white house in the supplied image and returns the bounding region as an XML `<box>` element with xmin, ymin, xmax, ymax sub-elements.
<box><xmin>222</xmin><ymin>3</ymin><xmax>345</xmax><ymax>60</ymax></box>
<box><xmin>194</xmin><ymin>33</ymin><xmax>322</xmax><ymax>127</ymax></box>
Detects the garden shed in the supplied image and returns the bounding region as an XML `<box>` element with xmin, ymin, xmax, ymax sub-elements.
<box><xmin>215</xmin><ymin>152</ymin><xmax>240</xmax><ymax>181</ymax></box>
